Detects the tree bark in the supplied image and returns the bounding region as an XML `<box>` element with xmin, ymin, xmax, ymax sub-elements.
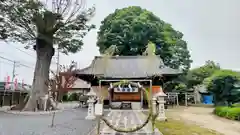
<box><xmin>23</xmin><ymin>37</ymin><xmax>54</xmax><ymax>111</ymax></box>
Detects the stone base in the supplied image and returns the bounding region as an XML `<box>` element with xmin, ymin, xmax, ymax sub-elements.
<box><xmin>131</xmin><ymin>102</ymin><xmax>141</xmax><ymax>110</ymax></box>
<box><xmin>85</xmin><ymin>115</ymin><xmax>96</xmax><ymax>120</ymax></box>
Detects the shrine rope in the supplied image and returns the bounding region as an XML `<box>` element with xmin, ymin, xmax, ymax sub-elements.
<box><xmin>99</xmin><ymin>80</ymin><xmax>159</xmax><ymax>133</ymax></box>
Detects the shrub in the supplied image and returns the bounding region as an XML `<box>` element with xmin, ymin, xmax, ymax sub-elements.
<box><xmin>68</xmin><ymin>93</ymin><xmax>79</xmax><ymax>101</ymax></box>
<box><xmin>62</xmin><ymin>93</ymin><xmax>79</xmax><ymax>101</ymax></box>
<box><xmin>62</xmin><ymin>94</ymin><xmax>69</xmax><ymax>101</ymax></box>
<box><xmin>204</xmin><ymin>69</ymin><xmax>240</xmax><ymax>106</ymax></box>
<box><xmin>214</xmin><ymin>106</ymin><xmax>240</xmax><ymax>121</ymax></box>
<box><xmin>232</xmin><ymin>103</ymin><xmax>240</xmax><ymax>107</ymax></box>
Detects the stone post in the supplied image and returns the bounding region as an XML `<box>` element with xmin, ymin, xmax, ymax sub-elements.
<box><xmin>85</xmin><ymin>97</ymin><xmax>96</xmax><ymax>120</ymax></box>
<box><xmin>154</xmin><ymin>90</ymin><xmax>167</xmax><ymax>121</ymax></box>
<box><xmin>152</xmin><ymin>97</ymin><xmax>157</xmax><ymax>115</ymax></box>
<box><xmin>85</xmin><ymin>88</ymin><xmax>96</xmax><ymax>120</ymax></box>
<box><xmin>157</xmin><ymin>95</ymin><xmax>167</xmax><ymax>121</ymax></box>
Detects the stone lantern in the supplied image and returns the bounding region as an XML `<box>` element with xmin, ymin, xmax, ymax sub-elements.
<box><xmin>154</xmin><ymin>90</ymin><xmax>167</xmax><ymax>121</ymax></box>
<box><xmin>85</xmin><ymin>88</ymin><xmax>96</xmax><ymax>120</ymax></box>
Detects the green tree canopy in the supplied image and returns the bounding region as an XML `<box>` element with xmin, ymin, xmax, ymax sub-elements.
<box><xmin>186</xmin><ymin>60</ymin><xmax>220</xmax><ymax>87</ymax></box>
<box><xmin>0</xmin><ymin>0</ymin><xmax>95</xmax><ymax>111</ymax></box>
<box><xmin>204</xmin><ymin>69</ymin><xmax>240</xmax><ymax>106</ymax></box>
<box><xmin>97</xmin><ymin>6</ymin><xmax>192</xmax><ymax>71</ymax></box>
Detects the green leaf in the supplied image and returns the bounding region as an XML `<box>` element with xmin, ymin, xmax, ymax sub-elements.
<box><xmin>97</xmin><ymin>6</ymin><xmax>192</xmax><ymax>71</ymax></box>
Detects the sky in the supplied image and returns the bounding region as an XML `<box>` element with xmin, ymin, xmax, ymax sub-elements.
<box><xmin>0</xmin><ymin>0</ymin><xmax>240</xmax><ymax>84</ymax></box>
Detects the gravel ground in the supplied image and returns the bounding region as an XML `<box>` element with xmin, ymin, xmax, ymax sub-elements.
<box><xmin>0</xmin><ymin>108</ymin><xmax>96</xmax><ymax>135</ymax></box>
<box><xmin>168</xmin><ymin>107</ymin><xmax>240</xmax><ymax>135</ymax></box>
<box><xmin>92</xmin><ymin>110</ymin><xmax>161</xmax><ymax>135</ymax></box>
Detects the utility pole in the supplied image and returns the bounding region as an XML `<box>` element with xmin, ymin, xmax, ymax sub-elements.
<box><xmin>11</xmin><ymin>61</ymin><xmax>17</xmax><ymax>105</ymax></box>
<box><xmin>12</xmin><ymin>61</ymin><xmax>17</xmax><ymax>84</ymax></box>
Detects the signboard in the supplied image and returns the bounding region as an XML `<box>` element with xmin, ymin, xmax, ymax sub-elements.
<box><xmin>95</xmin><ymin>103</ymin><xmax>103</xmax><ymax>116</ymax></box>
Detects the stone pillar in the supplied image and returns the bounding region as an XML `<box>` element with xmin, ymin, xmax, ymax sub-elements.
<box><xmin>176</xmin><ymin>94</ymin><xmax>179</xmax><ymax>106</ymax></box>
<box><xmin>85</xmin><ymin>97</ymin><xmax>96</xmax><ymax>120</ymax></box>
<box><xmin>152</xmin><ymin>97</ymin><xmax>157</xmax><ymax>114</ymax></box>
<box><xmin>157</xmin><ymin>96</ymin><xmax>167</xmax><ymax>121</ymax></box>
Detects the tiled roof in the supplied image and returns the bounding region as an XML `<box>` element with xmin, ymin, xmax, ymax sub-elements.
<box><xmin>76</xmin><ymin>56</ymin><xmax>182</xmax><ymax>78</ymax></box>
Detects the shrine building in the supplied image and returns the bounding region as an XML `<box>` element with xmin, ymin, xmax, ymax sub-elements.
<box><xmin>75</xmin><ymin>55</ymin><xmax>181</xmax><ymax>108</ymax></box>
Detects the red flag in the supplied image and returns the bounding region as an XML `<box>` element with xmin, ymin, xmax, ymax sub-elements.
<box><xmin>5</xmin><ymin>76</ymin><xmax>10</xmax><ymax>90</ymax></box>
<box><xmin>14</xmin><ymin>78</ymin><xmax>18</xmax><ymax>90</ymax></box>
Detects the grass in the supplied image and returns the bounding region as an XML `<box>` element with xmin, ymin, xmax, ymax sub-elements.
<box><xmin>214</xmin><ymin>106</ymin><xmax>240</xmax><ymax>121</ymax></box>
<box><xmin>155</xmin><ymin>118</ymin><xmax>223</xmax><ymax>135</ymax></box>
<box><xmin>140</xmin><ymin>109</ymin><xmax>222</xmax><ymax>135</ymax></box>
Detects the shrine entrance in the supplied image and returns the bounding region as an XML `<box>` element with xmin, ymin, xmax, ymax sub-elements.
<box><xmin>94</xmin><ymin>79</ymin><xmax>162</xmax><ymax>134</ymax></box>
<box><xmin>102</xmin><ymin>79</ymin><xmax>148</xmax><ymax>110</ymax></box>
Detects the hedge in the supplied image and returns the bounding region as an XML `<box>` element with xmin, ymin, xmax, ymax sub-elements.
<box><xmin>62</xmin><ymin>93</ymin><xmax>79</xmax><ymax>101</ymax></box>
<box><xmin>232</xmin><ymin>103</ymin><xmax>240</xmax><ymax>107</ymax></box>
<box><xmin>214</xmin><ymin>106</ymin><xmax>240</xmax><ymax>121</ymax></box>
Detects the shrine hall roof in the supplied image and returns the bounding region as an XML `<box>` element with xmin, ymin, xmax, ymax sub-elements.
<box><xmin>76</xmin><ymin>56</ymin><xmax>182</xmax><ymax>78</ymax></box>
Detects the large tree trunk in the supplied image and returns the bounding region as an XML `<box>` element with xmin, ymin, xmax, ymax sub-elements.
<box><xmin>23</xmin><ymin>37</ymin><xmax>54</xmax><ymax>111</ymax></box>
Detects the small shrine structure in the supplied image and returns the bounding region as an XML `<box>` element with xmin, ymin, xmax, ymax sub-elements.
<box><xmin>75</xmin><ymin>56</ymin><xmax>182</xmax><ymax>108</ymax></box>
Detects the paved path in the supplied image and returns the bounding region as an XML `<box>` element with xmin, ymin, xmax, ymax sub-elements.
<box><xmin>0</xmin><ymin>108</ymin><xmax>95</xmax><ymax>135</ymax></box>
<box><xmin>95</xmin><ymin>110</ymin><xmax>159</xmax><ymax>135</ymax></box>
<box><xmin>169</xmin><ymin>107</ymin><xmax>240</xmax><ymax>135</ymax></box>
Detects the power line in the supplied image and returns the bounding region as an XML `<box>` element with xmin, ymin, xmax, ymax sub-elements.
<box><xmin>0</xmin><ymin>56</ymin><xmax>34</xmax><ymax>69</ymax></box>
<box><xmin>6</xmin><ymin>42</ymin><xmax>58</xmax><ymax>65</ymax></box>
<box><xmin>7</xmin><ymin>42</ymin><xmax>35</xmax><ymax>58</ymax></box>
<box><xmin>0</xmin><ymin>60</ymin><xmax>13</xmax><ymax>66</ymax></box>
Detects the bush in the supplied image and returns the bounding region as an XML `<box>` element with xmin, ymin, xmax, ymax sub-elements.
<box><xmin>68</xmin><ymin>93</ymin><xmax>79</xmax><ymax>101</ymax></box>
<box><xmin>62</xmin><ymin>94</ymin><xmax>69</xmax><ymax>101</ymax></box>
<box><xmin>232</xmin><ymin>103</ymin><xmax>240</xmax><ymax>107</ymax></box>
<box><xmin>62</xmin><ymin>93</ymin><xmax>79</xmax><ymax>101</ymax></box>
<box><xmin>214</xmin><ymin>106</ymin><xmax>240</xmax><ymax>121</ymax></box>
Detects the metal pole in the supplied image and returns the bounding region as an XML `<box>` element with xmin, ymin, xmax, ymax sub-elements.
<box><xmin>11</xmin><ymin>61</ymin><xmax>16</xmax><ymax>105</ymax></box>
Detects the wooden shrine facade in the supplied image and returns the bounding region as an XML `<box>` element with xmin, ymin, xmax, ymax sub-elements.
<box><xmin>75</xmin><ymin>56</ymin><xmax>182</xmax><ymax>103</ymax></box>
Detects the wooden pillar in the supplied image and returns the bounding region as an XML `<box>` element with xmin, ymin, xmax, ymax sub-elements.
<box><xmin>11</xmin><ymin>92</ymin><xmax>14</xmax><ymax>105</ymax></box>
<box><xmin>0</xmin><ymin>93</ymin><xmax>2</xmax><ymax>107</ymax></box>
<box><xmin>194</xmin><ymin>94</ymin><xmax>197</xmax><ymax>104</ymax></box>
<box><xmin>176</xmin><ymin>93</ymin><xmax>179</xmax><ymax>106</ymax></box>
<box><xmin>2</xmin><ymin>91</ymin><xmax>6</xmax><ymax>106</ymax></box>
<box><xmin>185</xmin><ymin>93</ymin><xmax>188</xmax><ymax>106</ymax></box>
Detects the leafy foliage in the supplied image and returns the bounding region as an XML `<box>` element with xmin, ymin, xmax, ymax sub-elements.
<box><xmin>214</xmin><ymin>106</ymin><xmax>240</xmax><ymax>121</ymax></box>
<box><xmin>0</xmin><ymin>0</ymin><xmax>95</xmax><ymax>54</ymax></box>
<box><xmin>204</xmin><ymin>70</ymin><xmax>240</xmax><ymax>106</ymax></box>
<box><xmin>186</xmin><ymin>60</ymin><xmax>220</xmax><ymax>87</ymax></box>
<box><xmin>97</xmin><ymin>6</ymin><xmax>192</xmax><ymax>71</ymax></box>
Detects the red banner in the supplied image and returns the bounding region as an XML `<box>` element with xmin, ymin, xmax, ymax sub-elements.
<box><xmin>5</xmin><ymin>75</ymin><xmax>10</xmax><ymax>90</ymax></box>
